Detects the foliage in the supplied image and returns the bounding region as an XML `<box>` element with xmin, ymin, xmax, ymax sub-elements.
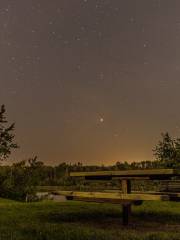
<box><xmin>0</xmin><ymin>157</ymin><xmax>169</xmax><ymax>198</ymax></box>
<box><xmin>0</xmin><ymin>105</ymin><xmax>18</xmax><ymax>160</ymax></box>
<box><xmin>153</xmin><ymin>132</ymin><xmax>180</xmax><ymax>168</ymax></box>
<box><xmin>0</xmin><ymin>157</ymin><xmax>44</xmax><ymax>201</ymax></box>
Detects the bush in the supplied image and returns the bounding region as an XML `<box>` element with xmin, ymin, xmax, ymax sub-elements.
<box><xmin>0</xmin><ymin>161</ymin><xmax>36</xmax><ymax>201</ymax></box>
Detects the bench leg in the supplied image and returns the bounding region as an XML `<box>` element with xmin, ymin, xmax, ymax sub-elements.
<box><xmin>122</xmin><ymin>204</ymin><xmax>131</xmax><ymax>226</ymax></box>
<box><xmin>121</xmin><ymin>180</ymin><xmax>132</xmax><ymax>225</ymax></box>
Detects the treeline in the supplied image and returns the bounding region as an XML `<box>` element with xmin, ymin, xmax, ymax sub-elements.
<box><xmin>0</xmin><ymin>158</ymin><xmax>166</xmax><ymax>186</ymax></box>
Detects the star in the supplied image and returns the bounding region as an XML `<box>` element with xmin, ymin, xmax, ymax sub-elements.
<box><xmin>99</xmin><ymin>118</ymin><xmax>104</xmax><ymax>123</ymax></box>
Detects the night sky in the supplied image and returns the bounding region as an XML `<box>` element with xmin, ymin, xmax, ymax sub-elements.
<box><xmin>1</xmin><ymin>0</ymin><xmax>180</xmax><ymax>165</ymax></box>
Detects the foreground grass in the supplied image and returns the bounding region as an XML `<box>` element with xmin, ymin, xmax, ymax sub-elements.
<box><xmin>0</xmin><ymin>198</ymin><xmax>179</xmax><ymax>240</ymax></box>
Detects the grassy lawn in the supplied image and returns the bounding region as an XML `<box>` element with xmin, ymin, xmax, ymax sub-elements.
<box><xmin>0</xmin><ymin>198</ymin><xmax>179</xmax><ymax>240</ymax></box>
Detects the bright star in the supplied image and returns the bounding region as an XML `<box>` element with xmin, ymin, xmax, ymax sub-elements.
<box><xmin>99</xmin><ymin>118</ymin><xmax>104</xmax><ymax>123</ymax></box>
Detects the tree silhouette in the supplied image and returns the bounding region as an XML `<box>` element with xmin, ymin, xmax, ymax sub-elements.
<box><xmin>0</xmin><ymin>105</ymin><xmax>18</xmax><ymax>161</ymax></box>
<box><xmin>153</xmin><ymin>132</ymin><xmax>180</xmax><ymax>168</ymax></box>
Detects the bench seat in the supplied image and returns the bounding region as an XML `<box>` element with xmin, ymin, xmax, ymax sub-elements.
<box><xmin>53</xmin><ymin>191</ymin><xmax>169</xmax><ymax>204</ymax></box>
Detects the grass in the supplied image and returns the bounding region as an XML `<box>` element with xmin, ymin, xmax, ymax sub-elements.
<box><xmin>0</xmin><ymin>198</ymin><xmax>179</xmax><ymax>239</ymax></box>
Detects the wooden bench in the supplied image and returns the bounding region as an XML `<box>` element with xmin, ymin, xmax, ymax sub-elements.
<box><xmin>53</xmin><ymin>169</ymin><xmax>180</xmax><ymax>225</ymax></box>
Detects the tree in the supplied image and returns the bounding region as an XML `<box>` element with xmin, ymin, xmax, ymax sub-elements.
<box><xmin>153</xmin><ymin>132</ymin><xmax>180</xmax><ymax>168</ymax></box>
<box><xmin>27</xmin><ymin>156</ymin><xmax>45</xmax><ymax>186</ymax></box>
<box><xmin>0</xmin><ymin>105</ymin><xmax>18</xmax><ymax>160</ymax></box>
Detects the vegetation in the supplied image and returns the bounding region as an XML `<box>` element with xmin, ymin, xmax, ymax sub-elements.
<box><xmin>0</xmin><ymin>157</ymin><xmax>44</xmax><ymax>201</ymax></box>
<box><xmin>0</xmin><ymin>198</ymin><xmax>179</xmax><ymax>240</ymax></box>
<box><xmin>0</xmin><ymin>105</ymin><xmax>18</xmax><ymax>161</ymax></box>
<box><xmin>153</xmin><ymin>132</ymin><xmax>180</xmax><ymax>168</ymax></box>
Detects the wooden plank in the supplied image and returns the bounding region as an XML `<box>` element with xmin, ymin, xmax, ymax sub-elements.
<box><xmin>65</xmin><ymin>197</ymin><xmax>134</xmax><ymax>204</ymax></box>
<box><xmin>114</xmin><ymin>177</ymin><xmax>151</xmax><ymax>180</ymax></box>
<box><xmin>36</xmin><ymin>187</ymin><xmax>180</xmax><ymax>202</ymax></box>
<box><xmin>133</xmin><ymin>191</ymin><xmax>180</xmax><ymax>198</ymax></box>
<box><xmin>102</xmin><ymin>190</ymin><xmax>180</xmax><ymax>202</ymax></box>
<box><xmin>103</xmin><ymin>190</ymin><xmax>180</xmax><ymax>195</ymax></box>
<box><xmin>70</xmin><ymin>169</ymin><xmax>180</xmax><ymax>180</ymax></box>
<box><xmin>86</xmin><ymin>177</ymin><xmax>152</xmax><ymax>181</ymax></box>
<box><xmin>54</xmin><ymin>191</ymin><xmax>170</xmax><ymax>201</ymax></box>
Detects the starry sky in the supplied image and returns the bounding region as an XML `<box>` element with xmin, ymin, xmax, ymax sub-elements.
<box><xmin>1</xmin><ymin>0</ymin><xmax>180</xmax><ymax>165</ymax></box>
